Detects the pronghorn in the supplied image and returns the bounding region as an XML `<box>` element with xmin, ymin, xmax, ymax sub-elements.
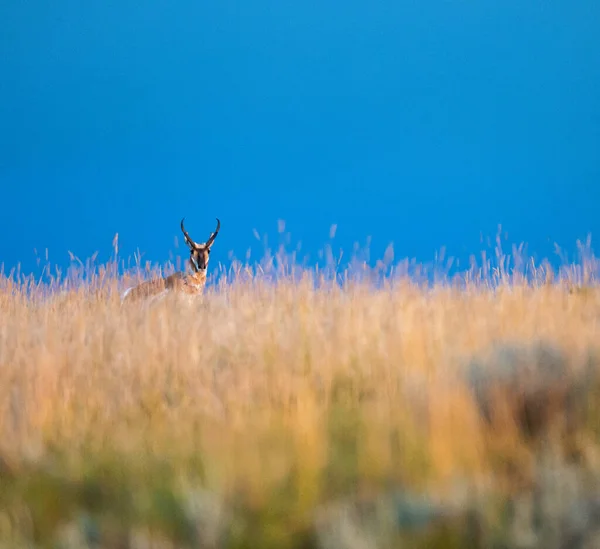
<box><xmin>121</xmin><ymin>217</ymin><xmax>220</xmax><ymax>305</ymax></box>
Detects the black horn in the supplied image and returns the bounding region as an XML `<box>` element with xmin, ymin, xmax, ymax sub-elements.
<box><xmin>180</xmin><ymin>218</ymin><xmax>196</xmax><ymax>249</ymax></box>
<box><xmin>206</xmin><ymin>218</ymin><xmax>221</xmax><ymax>247</ymax></box>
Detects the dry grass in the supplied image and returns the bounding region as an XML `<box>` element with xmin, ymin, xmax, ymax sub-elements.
<box><xmin>1</xmin><ymin>238</ymin><xmax>600</xmax><ymax>547</ymax></box>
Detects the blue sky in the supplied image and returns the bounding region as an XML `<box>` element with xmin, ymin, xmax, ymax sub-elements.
<box><xmin>1</xmin><ymin>0</ymin><xmax>599</xmax><ymax>277</ymax></box>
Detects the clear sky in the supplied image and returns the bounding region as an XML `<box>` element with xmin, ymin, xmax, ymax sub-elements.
<box><xmin>1</xmin><ymin>1</ymin><xmax>599</xmax><ymax>277</ymax></box>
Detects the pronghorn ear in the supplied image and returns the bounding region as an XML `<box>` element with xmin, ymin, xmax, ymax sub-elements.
<box><xmin>180</xmin><ymin>218</ymin><xmax>196</xmax><ymax>249</ymax></box>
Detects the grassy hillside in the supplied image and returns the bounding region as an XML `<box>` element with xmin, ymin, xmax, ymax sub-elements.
<box><xmin>1</xmin><ymin>243</ymin><xmax>599</xmax><ymax>548</ymax></box>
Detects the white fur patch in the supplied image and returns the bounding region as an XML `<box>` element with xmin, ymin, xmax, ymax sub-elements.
<box><xmin>120</xmin><ymin>287</ymin><xmax>133</xmax><ymax>302</ymax></box>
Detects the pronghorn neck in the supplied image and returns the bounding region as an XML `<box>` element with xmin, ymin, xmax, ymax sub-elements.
<box><xmin>185</xmin><ymin>268</ymin><xmax>207</xmax><ymax>289</ymax></box>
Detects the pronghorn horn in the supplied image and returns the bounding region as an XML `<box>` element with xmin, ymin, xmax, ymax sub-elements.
<box><xmin>206</xmin><ymin>218</ymin><xmax>221</xmax><ymax>247</ymax></box>
<box><xmin>180</xmin><ymin>218</ymin><xmax>196</xmax><ymax>249</ymax></box>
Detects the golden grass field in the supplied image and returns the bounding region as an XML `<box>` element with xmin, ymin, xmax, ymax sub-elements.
<box><xmin>1</xmin><ymin>240</ymin><xmax>599</xmax><ymax>548</ymax></box>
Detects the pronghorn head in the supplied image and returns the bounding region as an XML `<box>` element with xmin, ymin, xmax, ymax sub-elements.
<box><xmin>180</xmin><ymin>217</ymin><xmax>220</xmax><ymax>272</ymax></box>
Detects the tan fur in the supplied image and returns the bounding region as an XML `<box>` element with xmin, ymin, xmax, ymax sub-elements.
<box><xmin>122</xmin><ymin>218</ymin><xmax>220</xmax><ymax>305</ymax></box>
